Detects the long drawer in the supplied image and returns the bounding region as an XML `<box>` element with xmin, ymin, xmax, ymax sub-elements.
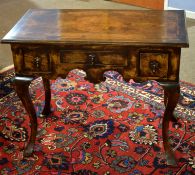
<box><xmin>60</xmin><ymin>50</ymin><xmax>128</xmax><ymax>66</ymax></box>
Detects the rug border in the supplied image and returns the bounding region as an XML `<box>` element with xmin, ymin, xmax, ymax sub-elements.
<box><xmin>180</xmin><ymin>79</ymin><xmax>195</xmax><ymax>87</ymax></box>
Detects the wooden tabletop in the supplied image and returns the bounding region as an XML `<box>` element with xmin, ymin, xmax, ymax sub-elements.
<box><xmin>1</xmin><ymin>9</ymin><xmax>189</xmax><ymax>47</ymax></box>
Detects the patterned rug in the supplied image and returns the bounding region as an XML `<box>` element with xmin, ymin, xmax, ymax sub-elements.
<box><xmin>0</xmin><ymin>67</ymin><xmax>194</xmax><ymax>175</ymax></box>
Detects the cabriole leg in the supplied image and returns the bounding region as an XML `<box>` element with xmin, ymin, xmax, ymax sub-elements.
<box><xmin>41</xmin><ymin>77</ymin><xmax>51</xmax><ymax>117</ymax></box>
<box><xmin>14</xmin><ymin>76</ymin><xmax>37</xmax><ymax>157</ymax></box>
<box><xmin>161</xmin><ymin>83</ymin><xmax>180</xmax><ymax>165</ymax></box>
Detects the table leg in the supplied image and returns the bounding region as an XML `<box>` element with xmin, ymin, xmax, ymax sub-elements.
<box><xmin>41</xmin><ymin>77</ymin><xmax>51</xmax><ymax>117</ymax></box>
<box><xmin>163</xmin><ymin>85</ymin><xmax>179</xmax><ymax>123</ymax></box>
<box><xmin>14</xmin><ymin>76</ymin><xmax>37</xmax><ymax>157</ymax></box>
<box><xmin>161</xmin><ymin>83</ymin><xmax>180</xmax><ymax>165</ymax></box>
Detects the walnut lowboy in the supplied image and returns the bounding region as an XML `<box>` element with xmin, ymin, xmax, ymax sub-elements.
<box><xmin>1</xmin><ymin>9</ymin><xmax>189</xmax><ymax>166</ymax></box>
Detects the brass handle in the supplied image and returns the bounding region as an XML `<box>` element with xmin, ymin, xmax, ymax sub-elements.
<box><xmin>88</xmin><ymin>54</ymin><xmax>96</xmax><ymax>65</ymax></box>
<box><xmin>149</xmin><ymin>60</ymin><xmax>160</xmax><ymax>73</ymax></box>
<box><xmin>34</xmin><ymin>57</ymin><xmax>41</xmax><ymax>69</ymax></box>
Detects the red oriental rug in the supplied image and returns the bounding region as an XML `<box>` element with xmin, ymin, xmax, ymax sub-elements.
<box><xmin>0</xmin><ymin>67</ymin><xmax>195</xmax><ymax>175</ymax></box>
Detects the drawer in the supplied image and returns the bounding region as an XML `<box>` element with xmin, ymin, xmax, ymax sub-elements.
<box><xmin>139</xmin><ymin>52</ymin><xmax>169</xmax><ymax>77</ymax></box>
<box><xmin>60</xmin><ymin>50</ymin><xmax>127</xmax><ymax>66</ymax></box>
<box><xmin>23</xmin><ymin>49</ymin><xmax>51</xmax><ymax>72</ymax></box>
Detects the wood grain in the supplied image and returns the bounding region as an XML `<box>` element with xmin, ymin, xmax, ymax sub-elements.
<box><xmin>2</xmin><ymin>9</ymin><xmax>188</xmax><ymax>47</ymax></box>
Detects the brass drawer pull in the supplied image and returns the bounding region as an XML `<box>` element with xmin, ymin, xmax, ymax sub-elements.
<box><xmin>34</xmin><ymin>57</ymin><xmax>41</xmax><ymax>69</ymax></box>
<box><xmin>149</xmin><ymin>60</ymin><xmax>160</xmax><ymax>73</ymax></box>
<box><xmin>88</xmin><ymin>54</ymin><xmax>96</xmax><ymax>65</ymax></box>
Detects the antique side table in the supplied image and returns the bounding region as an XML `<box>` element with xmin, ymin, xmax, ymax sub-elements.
<box><xmin>1</xmin><ymin>9</ymin><xmax>189</xmax><ymax>165</ymax></box>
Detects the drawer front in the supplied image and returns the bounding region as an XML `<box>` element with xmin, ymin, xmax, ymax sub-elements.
<box><xmin>60</xmin><ymin>50</ymin><xmax>127</xmax><ymax>66</ymax></box>
<box><xmin>23</xmin><ymin>49</ymin><xmax>50</xmax><ymax>72</ymax></box>
<box><xmin>139</xmin><ymin>52</ymin><xmax>169</xmax><ymax>78</ymax></box>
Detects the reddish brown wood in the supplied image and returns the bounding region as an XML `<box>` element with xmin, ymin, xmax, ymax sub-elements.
<box><xmin>1</xmin><ymin>9</ymin><xmax>188</xmax><ymax>47</ymax></box>
<box><xmin>161</xmin><ymin>83</ymin><xmax>180</xmax><ymax>165</ymax></box>
<box><xmin>41</xmin><ymin>77</ymin><xmax>51</xmax><ymax>117</ymax></box>
<box><xmin>10</xmin><ymin>44</ymin><xmax>182</xmax><ymax>83</ymax></box>
<box><xmin>14</xmin><ymin>76</ymin><xmax>37</xmax><ymax>157</ymax></box>
<box><xmin>1</xmin><ymin>10</ymin><xmax>189</xmax><ymax>165</ymax></box>
<box><xmin>112</xmin><ymin>0</ymin><xmax>165</xmax><ymax>10</ymax></box>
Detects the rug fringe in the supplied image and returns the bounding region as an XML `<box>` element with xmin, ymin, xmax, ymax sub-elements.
<box><xmin>0</xmin><ymin>64</ymin><xmax>14</xmax><ymax>74</ymax></box>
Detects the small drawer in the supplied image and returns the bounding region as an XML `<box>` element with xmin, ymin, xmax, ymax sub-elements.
<box><xmin>23</xmin><ymin>49</ymin><xmax>50</xmax><ymax>72</ymax></box>
<box><xmin>60</xmin><ymin>50</ymin><xmax>127</xmax><ymax>66</ymax></box>
<box><xmin>139</xmin><ymin>52</ymin><xmax>169</xmax><ymax>77</ymax></box>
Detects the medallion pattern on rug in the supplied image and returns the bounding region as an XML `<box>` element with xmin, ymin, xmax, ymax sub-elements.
<box><xmin>0</xmin><ymin>69</ymin><xmax>195</xmax><ymax>175</ymax></box>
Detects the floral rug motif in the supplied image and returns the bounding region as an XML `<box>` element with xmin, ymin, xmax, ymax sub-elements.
<box><xmin>0</xmin><ymin>65</ymin><xmax>15</xmax><ymax>99</ymax></box>
<box><xmin>0</xmin><ymin>68</ymin><xmax>195</xmax><ymax>175</ymax></box>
